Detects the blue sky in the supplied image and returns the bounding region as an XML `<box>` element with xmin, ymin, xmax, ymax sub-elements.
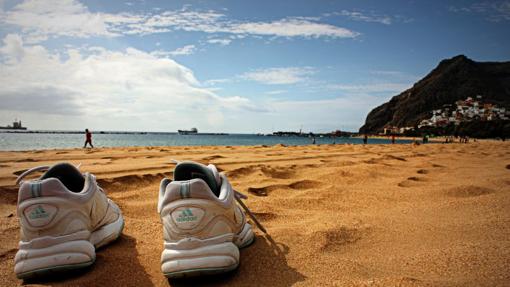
<box><xmin>0</xmin><ymin>0</ymin><xmax>509</xmax><ymax>133</ymax></box>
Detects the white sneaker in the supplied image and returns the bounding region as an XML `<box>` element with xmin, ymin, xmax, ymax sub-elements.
<box><xmin>158</xmin><ymin>161</ymin><xmax>263</xmax><ymax>278</ymax></box>
<box><xmin>14</xmin><ymin>163</ymin><xmax>124</xmax><ymax>279</ymax></box>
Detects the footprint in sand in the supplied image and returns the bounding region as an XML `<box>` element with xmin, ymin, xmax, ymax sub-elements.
<box><xmin>416</xmin><ymin>169</ymin><xmax>429</xmax><ymax>174</ymax></box>
<box><xmin>383</xmin><ymin>155</ymin><xmax>407</xmax><ymax>161</ymax></box>
<box><xmin>288</xmin><ymin>180</ymin><xmax>322</xmax><ymax>190</ymax></box>
<box><xmin>506</xmin><ymin>164</ymin><xmax>510</xmax><ymax>170</ymax></box>
<box><xmin>247</xmin><ymin>180</ymin><xmax>322</xmax><ymax>196</ymax></box>
<box><xmin>97</xmin><ymin>173</ymin><xmax>162</xmax><ymax>192</ymax></box>
<box><xmin>261</xmin><ymin>166</ymin><xmax>295</xmax><ymax>179</ymax></box>
<box><xmin>247</xmin><ymin>184</ymin><xmax>288</xmax><ymax>196</ymax></box>
<box><xmin>311</xmin><ymin>225</ymin><xmax>367</xmax><ymax>252</ymax></box>
<box><xmin>247</xmin><ymin>186</ymin><xmax>270</xmax><ymax>196</ymax></box>
<box><xmin>202</xmin><ymin>155</ymin><xmax>225</xmax><ymax>161</ymax></box>
<box><xmin>446</xmin><ymin>185</ymin><xmax>494</xmax><ymax>198</ymax></box>
<box><xmin>265</xmin><ymin>153</ymin><xmax>284</xmax><ymax>157</ymax></box>
<box><xmin>227</xmin><ymin>166</ymin><xmax>259</xmax><ymax>179</ymax></box>
<box><xmin>398</xmin><ymin>176</ymin><xmax>426</xmax><ymax>188</ymax></box>
<box><xmin>15</xmin><ymin>158</ymin><xmax>36</xmax><ymax>163</ymax></box>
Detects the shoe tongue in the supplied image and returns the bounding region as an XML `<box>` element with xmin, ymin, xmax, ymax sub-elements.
<box><xmin>41</xmin><ymin>163</ymin><xmax>85</xmax><ymax>193</ymax></box>
<box><xmin>174</xmin><ymin>161</ymin><xmax>221</xmax><ymax>196</ymax></box>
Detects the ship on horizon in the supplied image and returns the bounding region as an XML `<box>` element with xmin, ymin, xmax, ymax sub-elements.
<box><xmin>178</xmin><ymin>127</ymin><xmax>198</xmax><ymax>135</ymax></box>
<box><xmin>0</xmin><ymin>119</ymin><xmax>27</xmax><ymax>130</ymax></box>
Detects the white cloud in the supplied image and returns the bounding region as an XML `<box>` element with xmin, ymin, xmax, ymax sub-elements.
<box><xmin>450</xmin><ymin>1</ymin><xmax>510</xmax><ymax>22</ymax></box>
<box><xmin>170</xmin><ymin>44</ymin><xmax>195</xmax><ymax>56</ymax></box>
<box><xmin>203</xmin><ymin>78</ymin><xmax>232</xmax><ymax>86</ymax></box>
<box><xmin>2</xmin><ymin>0</ymin><xmax>122</xmax><ymax>42</ymax></box>
<box><xmin>0</xmin><ymin>33</ymin><xmax>24</xmax><ymax>63</ymax></box>
<box><xmin>0</xmin><ymin>34</ymin><xmax>261</xmax><ymax>130</ymax></box>
<box><xmin>207</xmin><ymin>38</ymin><xmax>232</xmax><ymax>46</ymax></box>
<box><xmin>0</xmin><ymin>0</ymin><xmax>359</xmax><ymax>42</ymax></box>
<box><xmin>266</xmin><ymin>90</ymin><xmax>287</xmax><ymax>95</ymax></box>
<box><xmin>242</xmin><ymin>67</ymin><xmax>315</xmax><ymax>85</ymax></box>
<box><xmin>227</xmin><ymin>17</ymin><xmax>358</xmax><ymax>38</ymax></box>
<box><xmin>150</xmin><ymin>45</ymin><xmax>195</xmax><ymax>57</ymax></box>
<box><xmin>335</xmin><ymin>10</ymin><xmax>392</xmax><ymax>25</ymax></box>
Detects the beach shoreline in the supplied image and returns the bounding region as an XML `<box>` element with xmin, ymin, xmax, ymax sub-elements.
<box><xmin>1</xmin><ymin>142</ymin><xmax>509</xmax><ymax>286</ymax></box>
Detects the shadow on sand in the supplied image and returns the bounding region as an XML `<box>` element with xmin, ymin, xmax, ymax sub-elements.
<box><xmin>169</xmin><ymin>234</ymin><xmax>306</xmax><ymax>287</ymax></box>
<box><xmin>22</xmin><ymin>234</ymin><xmax>152</xmax><ymax>286</ymax></box>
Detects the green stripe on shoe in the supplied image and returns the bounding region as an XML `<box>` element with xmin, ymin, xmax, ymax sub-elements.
<box><xmin>31</xmin><ymin>182</ymin><xmax>42</xmax><ymax>198</ymax></box>
<box><xmin>179</xmin><ymin>183</ymin><xmax>190</xmax><ymax>199</ymax></box>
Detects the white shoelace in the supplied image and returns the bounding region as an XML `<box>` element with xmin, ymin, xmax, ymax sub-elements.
<box><xmin>15</xmin><ymin>165</ymin><xmax>51</xmax><ymax>185</ymax></box>
<box><xmin>234</xmin><ymin>189</ymin><xmax>267</xmax><ymax>234</ymax></box>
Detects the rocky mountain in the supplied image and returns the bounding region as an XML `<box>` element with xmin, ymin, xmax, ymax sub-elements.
<box><xmin>359</xmin><ymin>55</ymin><xmax>510</xmax><ymax>133</ymax></box>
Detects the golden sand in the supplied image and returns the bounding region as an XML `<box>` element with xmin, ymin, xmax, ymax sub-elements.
<box><xmin>1</xmin><ymin>142</ymin><xmax>509</xmax><ymax>286</ymax></box>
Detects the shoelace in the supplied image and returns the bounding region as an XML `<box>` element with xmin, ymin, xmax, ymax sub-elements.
<box><xmin>234</xmin><ymin>189</ymin><xmax>267</xmax><ymax>234</ymax></box>
<box><xmin>171</xmin><ymin>159</ymin><xmax>267</xmax><ymax>234</ymax></box>
<box><xmin>15</xmin><ymin>165</ymin><xmax>51</xmax><ymax>185</ymax></box>
<box><xmin>15</xmin><ymin>163</ymin><xmax>82</xmax><ymax>185</ymax></box>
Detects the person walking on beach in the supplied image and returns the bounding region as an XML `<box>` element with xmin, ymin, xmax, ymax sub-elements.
<box><xmin>391</xmin><ymin>134</ymin><xmax>396</xmax><ymax>144</ymax></box>
<box><xmin>363</xmin><ymin>134</ymin><xmax>368</xmax><ymax>144</ymax></box>
<box><xmin>83</xmin><ymin>129</ymin><xmax>94</xmax><ymax>148</ymax></box>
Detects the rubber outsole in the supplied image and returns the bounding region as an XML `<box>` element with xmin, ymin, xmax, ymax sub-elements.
<box><xmin>16</xmin><ymin>217</ymin><xmax>124</xmax><ymax>280</ymax></box>
<box><xmin>163</xmin><ymin>229</ymin><xmax>255</xmax><ymax>279</ymax></box>
<box><xmin>238</xmin><ymin>234</ymin><xmax>255</xmax><ymax>249</ymax></box>
<box><xmin>16</xmin><ymin>260</ymin><xmax>95</xmax><ymax>280</ymax></box>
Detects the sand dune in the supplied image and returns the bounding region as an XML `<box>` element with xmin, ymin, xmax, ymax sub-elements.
<box><xmin>1</xmin><ymin>141</ymin><xmax>509</xmax><ymax>286</ymax></box>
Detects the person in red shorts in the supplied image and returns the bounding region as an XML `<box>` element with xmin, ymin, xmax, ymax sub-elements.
<box><xmin>83</xmin><ymin>128</ymin><xmax>94</xmax><ymax>148</ymax></box>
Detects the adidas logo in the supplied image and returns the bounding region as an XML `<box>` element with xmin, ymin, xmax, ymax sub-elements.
<box><xmin>29</xmin><ymin>205</ymin><xmax>49</xmax><ymax>219</ymax></box>
<box><xmin>176</xmin><ymin>208</ymin><xmax>197</xmax><ymax>222</ymax></box>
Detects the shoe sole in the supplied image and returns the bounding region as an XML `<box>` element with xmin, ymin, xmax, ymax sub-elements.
<box><xmin>164</xmin><ymin>235</ymin><xmax>254</xmax><ymax>279</ymax></box>
<box><xmin>162</xmin><ymin>223</ymin><xmax>254</xmax><ymax>279</ymax></box>
<box><xmin>15</xmin><ymin>215</ymin><xmax>124</xmax><ymax>279</ymax></box>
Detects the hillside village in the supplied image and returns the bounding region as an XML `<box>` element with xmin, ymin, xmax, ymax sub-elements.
<box><xmin>418</xmin><ymin>96</ymin><xmax>509</xmax><ymax>128</ymax></box>
<box><xmin>383</xmin><ymin>96</ymin><xmax>509</xmax><ymax>135</ymax></box>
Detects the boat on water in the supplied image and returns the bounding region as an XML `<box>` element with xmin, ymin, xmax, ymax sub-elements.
<box><xmin>0</xmin><ymin>120</ymin><xmax>27</xmax><ymax>130</ymax></box>
<box><xmin>178</xmin><ymin>127</ymin><xmax>198</xmax><ymax>135</ymax></box>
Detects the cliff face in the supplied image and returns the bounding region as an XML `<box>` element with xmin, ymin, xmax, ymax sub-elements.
<box><xmin>359</xmin><ymin>55</ymin><xmax>510</xmax><ymax>133</ymax></box>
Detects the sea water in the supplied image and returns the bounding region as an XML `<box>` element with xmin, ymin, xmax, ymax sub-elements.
<box><xmin>0</xmin><ymin>132</ymin><xmax>412</xmax><ymax>151</ymax></box>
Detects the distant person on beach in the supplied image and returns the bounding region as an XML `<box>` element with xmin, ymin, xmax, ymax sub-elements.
<box><xmin>363</xmin><ymin>134</ymin><xmax>368</xmax><ymax>144</ymax></box>
<box><xmin>391</xmin><ymin>134</ymin><xmax>396</xmax><ymax>144</ymax></box>
<box><xmin>312</xmin><ymin>137</ymin><xmax>316</xmax><ymax>144</ymax></box>
<box><xmin>83</xmin><ymin>129</ymin><xmax>94</xmax><ymax>148</ymax></box>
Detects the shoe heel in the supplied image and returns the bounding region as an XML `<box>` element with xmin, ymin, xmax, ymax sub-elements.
<box><xmin>14</xmin><ymin>232</ymin><xmax>95</xmax><ymax>279</ymax></box>
<box><xmin>161</xmin><ymin>241</ymin><xmax>239</xmax><ymax>278</ymax></box>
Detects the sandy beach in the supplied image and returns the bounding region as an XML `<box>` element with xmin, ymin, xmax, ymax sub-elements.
<box><xmin>1</xmin><ymin>142</ymin><xmax>509</xmax><ymax>286</ymax></box>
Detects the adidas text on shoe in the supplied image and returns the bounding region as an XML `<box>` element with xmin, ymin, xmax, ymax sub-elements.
<box><xmin>158</xmin><ymin>161</ymin><xmax>256</xmax><ymax>278</ymax></box>
<box><xmin>14</xmin><ymin>163</ymin><xmax>124</xmax><ymax>279</ymax></box>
